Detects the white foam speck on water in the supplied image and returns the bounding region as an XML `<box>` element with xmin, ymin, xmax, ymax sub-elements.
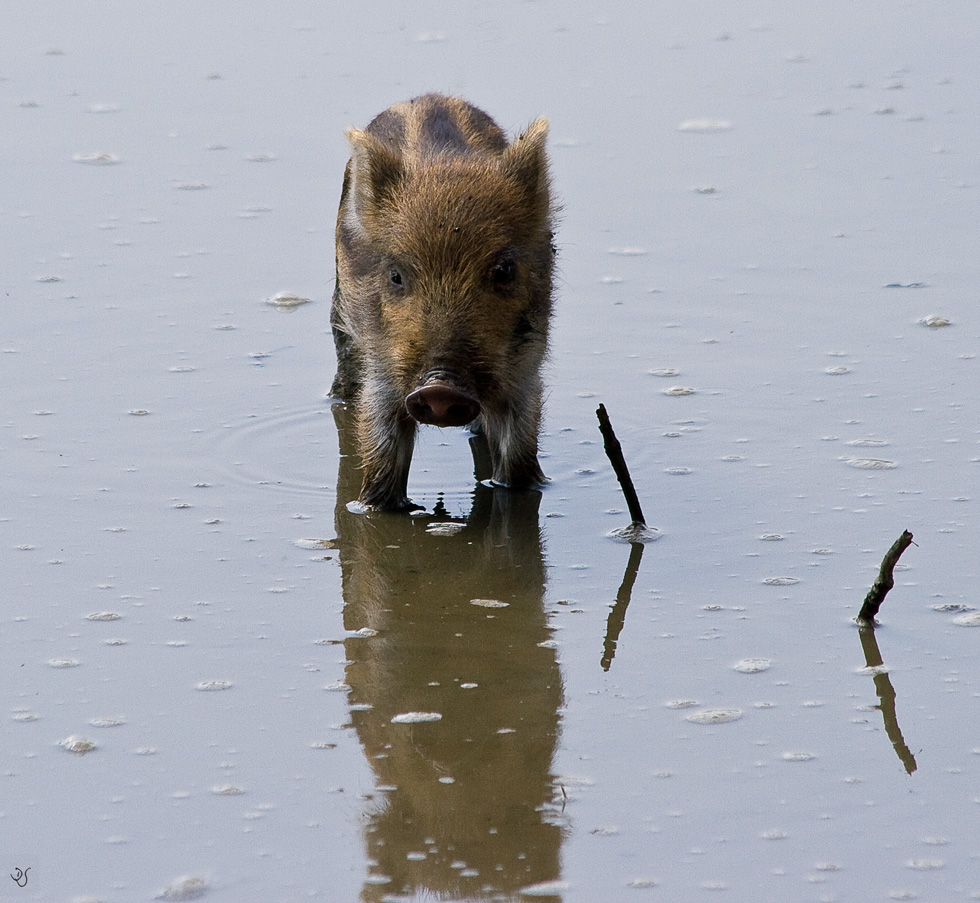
<box><xmin>73</xmin><ymin>152</ymin><xmax>120</xmax><ymax>165</ymax></box>
<box><xmin>519</xmin><ymin>880</ymin><xmax>572</xmax><ymax>896</ymax></box>
<box><xmin>195</xmin><ymin>680</ymin><xmax>232</xmax><ymax>691</ymax></box>
<box><xmin>157</xmin><ymin>875</ymin><xmax>209</xmax><ymax>900</ymax></box>
<box><xmin>349</xmin><ymin>627</ymin><xmax>379</xmax><ymax>637</ymax></box>
<box><xmin>323</xmin><ymin>681</ymin><xmax>351</xmax><ymax>692</ymax></box>
<box><xmin>60</xmin><ymin>735</ymin><xmax>97</xmax><ymax>754</ymax></box>
<box><xmin>608</xmin><ymin>523</ymin><xmax>662</xmax><ymax>543</ymax></box>
<box><xmin>294</xmin><ymin>538</ymin><xmax>330</xmax><ymax>549</ymax></box>
<box><xmin>211</xmin><ymin>784</ymin><xmax>243</xmax><ymax>795</ymax></box>
<box><xmin>857</xmin><ymin>664</ymin><xmax>890</xmax><ymax>676</ymax></box>
<box><xmin>686</xmin><ymin>708</ymin><xmax>742</xmax><ymax>725</ymax></box>
<box><xmin>677</xmin><ymin>118</ymin><xmax>733</xmax><ymax>132</ymax></box>
<box><xmin>733</xmin><ymin>658</ymin><xmax>772</xmax><ymax>674</ymax></box>
<box><xmin>553</xmin><ymin>774</ymin><xmax>595</xmax><ymax>787</ymax></box>
<box><xmin>933</xmin><ymin>603</ymin><xmax>970</xmax><ymax>612</ymax></box>
<box><xmin>760</xmin><ymin>829</ymin><xmax>788</xmax><ymax>840</ymax></box>
<box><xmin>12</xmin><ymin>711</ymin><xmax>39</xmax><ymax>722</ymax></box>
<box><xmin>391</xmin><ymin>712</ymin><xmax>443</xmax><ymax>724</ymax></box>
<box><xmin>426</xmin><ymin>522</ymin><xmax>466</xmax><ymax>536</ymax></box>
<box><xmin>845</xmin><ymin>457</ymin><xmax>898</xmax><ymax>470</ymax></box>
<box><xmin>266</xmin><ymin>291</ymin><xmax>311</xmax><ymax>309</ymax></box>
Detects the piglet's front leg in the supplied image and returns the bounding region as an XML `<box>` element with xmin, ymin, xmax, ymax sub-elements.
<box><xmin>356</xmin><ymin>382</ymin><xmax>418</xmax><ymax>510</ymax></box>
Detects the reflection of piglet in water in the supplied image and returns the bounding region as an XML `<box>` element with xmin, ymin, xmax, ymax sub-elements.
<box><xmin>330</xmin><ymin>94</ymin><xmax>556</xmax><ymax>510</ymax></box>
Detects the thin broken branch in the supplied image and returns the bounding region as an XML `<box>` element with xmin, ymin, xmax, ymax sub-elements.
<box><xmin>858</xmin><ymin>530</ymin><xmax>915</xmax><ymax>624</ymax></box>
<box><xmin>596</xmin><ymin>403</ymin><xmax>646</xmax><ymax>527</ymax></box>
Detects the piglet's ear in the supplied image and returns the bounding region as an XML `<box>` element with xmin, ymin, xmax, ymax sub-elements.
<box><xmin>346</xmin><ymin>127</ymin><xmax>405</xmax><ymax>212</ymax></box>
<box><xmin>500</xmin><ymin>117</ymin><xmax>550</xmax><ymax>210</ymax></box>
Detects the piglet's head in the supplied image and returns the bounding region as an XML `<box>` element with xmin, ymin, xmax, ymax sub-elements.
<box><xmin>339</xmin><ymin>119</ymin><xmax>555</xmax><ymax>419</ymax></box>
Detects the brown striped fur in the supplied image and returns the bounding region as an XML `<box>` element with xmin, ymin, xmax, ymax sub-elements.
<box><xmin>330</xmin><ymin>94</ymin><xmax>555</xmax><ymax>510</ymax></box>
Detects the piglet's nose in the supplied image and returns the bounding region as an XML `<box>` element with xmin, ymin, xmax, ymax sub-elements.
<box><xmin>406</xmin><ymin>383</ymin><xmax>481</xmax><ymax>427</ymax></box>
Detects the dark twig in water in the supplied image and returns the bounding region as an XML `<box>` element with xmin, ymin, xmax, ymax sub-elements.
<box><xmin>596</xmin><ymin>404</ymin><xmax>646</xmax><ymax>528</ymax></box>
<box><xmin>858</xmin><ymin>530</ymin><xmax>915</xmax><ymax>624</ymax></box>
<box><xmin>601</xmin><ymin>541</ymin><xmax>644</xmax><ymax>671</ymax></box>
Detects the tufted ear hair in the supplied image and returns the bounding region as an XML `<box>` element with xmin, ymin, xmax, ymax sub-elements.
<box><xmin>346</xmin><ymin>127</ymin><xmax>405</xmax><ymax>215</ymax></box>
<box><xmin>500</xmin><ymin>117</ymin><xmax>550</xmax><ymax>213</ymax></box>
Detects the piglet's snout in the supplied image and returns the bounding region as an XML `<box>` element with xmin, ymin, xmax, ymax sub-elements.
<box><xmin>406</xmin><ymin>382</ymin><xmax>481</xmax><ymax>427</ymax></box>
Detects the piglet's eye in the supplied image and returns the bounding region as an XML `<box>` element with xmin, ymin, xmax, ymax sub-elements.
<box><xmin>388</xmin><ymin>267</ymin><xmax>404</xmax><ymax>289</ymax></box>
<box><xmin>491</xmin><ymin>257</ymin><xmax>517</xmax><ymax>288</ymax></box>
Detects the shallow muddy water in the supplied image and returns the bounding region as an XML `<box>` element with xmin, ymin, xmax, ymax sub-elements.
<box><xmin>3</xmin><ymin>2</ymin><xmax>979</xmax><ymax>901</ymax></box>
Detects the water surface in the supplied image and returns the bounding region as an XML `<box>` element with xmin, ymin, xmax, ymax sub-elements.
<box><xmin>3</xmin><ymin>2</ymin><xmax>978</xmax><ymax>901</ymax></box>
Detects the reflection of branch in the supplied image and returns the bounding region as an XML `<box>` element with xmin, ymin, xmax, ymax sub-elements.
<box><xmin>858</xmin><ymin>625</ymin><xmax>917</xmax><ymax>775</ymax></box>
<box><xmin>858</xmin><ymin>530</ymin><xmax>914</xmax><ymax>623</ymax></box>
<box><xmin>601</xmin><ymin>542</ymin><xmax>644</xmax><ymax>671</ymax></box>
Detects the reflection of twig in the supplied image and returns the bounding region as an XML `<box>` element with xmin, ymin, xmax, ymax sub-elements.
<box><xmin>858</xmin><ymin>625</ymin><xmax>917</xmax><ymax>775</ymax></box>
<box><xmin>596</xmin><ymin>404</ymin><xmax>646</xmax><ymax>528</ymax></box>
<box><xmin>601</xmin><ymin>542</ymin><xmax>645</xmax><ymax>671</ymax></box>
<box><xmin>858</xmin><ymin>530</ymin><xmax>914</xmax><ymax>624</ymax></box>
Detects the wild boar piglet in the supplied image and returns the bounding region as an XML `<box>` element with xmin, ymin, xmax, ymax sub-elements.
<box><xmin>330</xmin><ymin>93</ymin><xmax>556</xmax><ymax>510</ymax></box>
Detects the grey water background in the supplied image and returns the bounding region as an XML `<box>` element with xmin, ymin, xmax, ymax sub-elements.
<box><xmin>3</xmin><ymin>1</ymin><xmax>978</xmax><ymax>901</ymax></box>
